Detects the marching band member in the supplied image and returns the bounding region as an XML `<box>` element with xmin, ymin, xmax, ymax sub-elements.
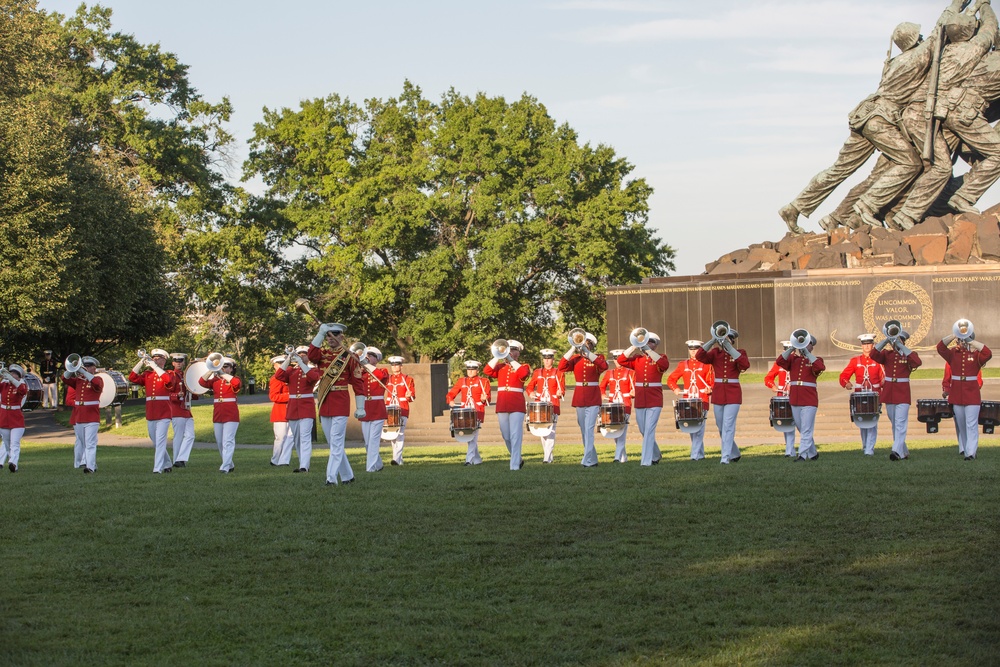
<box><xmin>39</xmin><ymin>350</ymin><xmax>58</xmax><ymax>409</ymax></box>
<box><xmin>0</xmin><ymin>364</ymin><xmax>28</xmax><ymax>472</ymax></box>
<box><xmin>838</xmin><ymin>334</ymin><xmax>885</xmax><ymax>456</ymax></box>
<box><xmin>942</xmin><ymin>361</ymin><xmax>983</xmax><ymax>457</ymax></box>
<box><xmin>620</xmin><ymin>333</ymin><xmax>669</xmax><ymax>466</ymax></box>
<box><xmin>359</xmin><ymin>347</ymin><xmax>389</xmax><ymax>472</ymax></box>
<box><xmin>130</xmin><ymin>348</ymin><xmax>179</xmax><ymax>474</ymax></box>
<box><xmin>938</xmin><ymin>328</ymin><xmax>992</xmax><ymax>460</ymax></box>
<box><xmin>276</xmin><ymin>346</ymin><xmax>321</xmax><ymax>472</ymax></box>
<box><xmin>560</xmin><ymin>333</ymin><xmax>608</xmax><ymax>467</ymax></box>
<box><xmin>64</xmin><ymin>356</ymin><xmax>104</xmax><ymax>473</ymax></box>
<box><xmin>385</xmin><ymin>356</ymin><xmax>415</xmax><ymax>466</ymax></box>
<box><xmin>776</xmin><ymin>335</ymin><xmax>825</xmax><ymax>461</ymax></box>
<box><xmin>667</xmin><ymin>340</ymin><xmax>714</xmax><ymax>461</ymax></box>
<box><xmin>764</xmin><ymin>341</ymin><xmax>796</xmax><ymax>457</ymax></box>
<box><xmin>308</xmin><ymin>323</ymin><xmax>366</xmax><ymax>486</ymax></box>
<box><xmin>697</xmin><ymin>328</ymin><xmax>750</xmax><ymax>464</ymax></box>
<box><xmin>268</xmin><ymin>354</ymin><xmax>293</xmax><ymax>467</ymax></box>
<box><xmin>526</xmin><ymin>349</ymin><xmax>565</xmax><ymax>464</ymax></box>
<box><xmin>599</xmin><ymin>350</ymin><xmax>633</xmax><ymax>463</ymax></box>
<box><xmin>871</xmin><ymin>330</ymin><xmax>922</xmax><ymax>461</ymax></box>
<box><xmin>168</xmin><ymin>353</ymin><xmax>195</xmax><ymax>468</ymax></box>
<box><xmin>446</xmin><ymin>360</ymin><xmax>491</xmax><ymax>465</ymax></box>
<box><xmin>199</xmin><ymin>357</ymin><xmax>241</xmax><ymax>473</ymax></box>
<box><xmin>483</xmin><ymin>340</ymin><xmax>531</xmax><ymax>470</ymax></box>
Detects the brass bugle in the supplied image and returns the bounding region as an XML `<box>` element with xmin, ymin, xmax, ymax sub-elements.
<box><xmin>953</xmin><ymin>318</ymin><xmax>974</xmax><ymax>341</ymax></box>
<box><xmin>629</xmin><ymin>327</ymin><xmax>649</xmax><ymax>348</ymax></box>
<box><xmin>789</xmin><ymin>329</ymin><xmax>811</xmax><ymax>350</ymax></box>
<box><xmin>568</xmin><ymin>328</ymin><xmax>587</xmax><ymax>349</ymax></box>
<box><xmin>711</xmin><ymin>320</ymin><xmax>730</xmax><ymax>341</ymax></box>
<box><xmin>883</xmin><ymin>320</ymin><xmax>901</xmax><ymax>339</ymax></box>
<box><xmin>491</xmin><ymin>339</ymin><xmax>510</xmax><ymax>361</ymax></box>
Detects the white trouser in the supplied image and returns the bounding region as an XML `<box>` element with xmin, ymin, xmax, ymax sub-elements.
<box><xmin>390</xmin><ymin>416</ymin><xmax>408</xmax><ymax>464</ymax></box>
<box><xmin>713</xmin><ymin>403</ymin><xmax>741</xmax><ymax>463</ymax></box>
<box><xmin>576</xmin><ymin>405</ymin><xmax>600</xmax><ymax>466</ymax></box>
<box><xmin>465</xmin><ymin>429</ymin><xmax>482</xmax><ymax>465</ymax></box>
<box><xmin>0</xmin><ymin>427</ymin><xmax>24</xmax><ymax>468</ymax></box>
<box><xmin>361</xmin><ymin>420</ymin><xmax>385</xmax><ymax>472</ymax></box>
<box><xmin>635</xmin><ymin>406</ymin><xmax>663</xmax><ymax>466</ymax></box>
<box><xmin>43</xmin><ymin>382</ymin><xmax>57</xmax><ymax>408</ymax></box>
<box><xmin>271</xmin><ymin>421</ymin><xmax>293</xmax><ymax>465</ymax></box>
<box><xmin>792</xmin><ymin>406</ymin><xmax>818</xmax><ymax>459</ymax></box>
<box><xmin>783</xmin><ymin>429</ymin><xmax>796</xmax><ymax>457</ymax></box>
<box><xmin>498</xmin><ymin>412</ymin><xmax>525</xmax><ymax>470</ymax></box>
<box><xmin>860</xmin><ymin>423</ymin><xmax>878</xmax><ymax>455</ymax></box>
<box><xmin>147</xmin><ymin>418</ymin><xmax>172</xmax><ymax>472</ymax></box>
<box><xmin>284</xmin><ymin>418</ymin><xmax>313</xmax><ymax>469</ymax></box>
<box><xmin>213</xmin><ymin>422</ymin><xmax>238</xmax><ymax>471</ymax></box>
<box><xmin>689</xmin><ymin>418</ymin><xmax>707</xmax><ymax>460</ymax></box>
<box><xmin>537</xmin><ymin>414</ymin><xmax>559</xmax><ymax>463</ymax></box>
<box><xmin>322</xmin><ymin>416</ymin><xmax>354</xmax><ymax>484</ymax></box>
<box><xmin>171</xmin><ymin>417</ymin><xmax>195</xmax><ymax>463</ymax></box>
<box><xmin>74</xmin><ymin>422</ymin><xmax>99</xmax><ymax>470</ymax></box>
<box><xmin>953</xmin><ymin>404</ymin><xmax>981</xmax><ymax>458</ymax></box>
<box><xmin>612</xmin><ymin>418</ymin><xmax>629</xmax><ymax>462</ymax></box>
<box><xmin>884</xmin><ymin>404</ymin><xmax>909</xmax><ymax>458</ymax></box>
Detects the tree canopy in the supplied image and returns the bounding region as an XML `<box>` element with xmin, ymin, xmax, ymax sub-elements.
<box><xmin>246</xmin><ymin>81</ymin><xmax>674</xmax><ymax>361</ymax></box>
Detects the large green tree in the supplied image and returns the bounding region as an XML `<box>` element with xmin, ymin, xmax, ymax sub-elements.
<box><xmin>247</xmin><ymin>81</ymin><xmax>673</xmax><ymax>361</ymax></box>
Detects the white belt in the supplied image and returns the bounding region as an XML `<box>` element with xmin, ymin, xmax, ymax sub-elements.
<box><xmin>790</xmin><ymin>381</ymin><xmax>817</xmax><ymax>387</ymax></box>
<box><xmin>78</xmin><ymin>401</ymin><xmax>100</xmax><ymax>406</ymax></box>
<box><xmin>636</xmin><ymin>382</ymin><xmax>662</xmax><ymax>387</ymax></box>
<box><xmin>365</xmin><ymin>396</ymin><xmax>385</xmax><ymax>401</ymax></box>
<box><xmin>0</xmin><ymin>405</ymin><xmax>21</xmax><ymax>410</ymax></box>
<box><xmin>951</xmin><ymin>375</ymin><xmax>976</xmax><ymax>381</ymax></box>
<box><xmin>498</xmin><ymin>387</ymin><xmax>524</xmax><ymax>392</ymax></box>
<box><xmin>884</xmin><ymin>378</ymin><xmax>909</xmax><ymax>383</ymax></box>
<box><xmin>146</xmin><ymin>396</ymin><xmax>170</xmax><ymax>401</ymax></box>
<box><xmin>715</xmin><ymin>379</ymin><xmax>740</xmax><ymax>384</ymax></box>
<box><xmin>853</xmin><ymin>383</ymin><xmax>881</xmax><ymax>389</ymax></box>
<box><xmin>290</xmin><ymin>393</ymin><xmax>314</xmax><ymax>399</ymax></box>
<box><xmin>214</xmin><ymin>398</ymin><xmax>236</xmax><ymax>403</ymax></box>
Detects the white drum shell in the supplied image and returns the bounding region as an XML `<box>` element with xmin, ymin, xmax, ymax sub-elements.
<box><xmin>185</xmin><ymin>361</ymin><xmax>211</xmax><ymax>395</ymax></box>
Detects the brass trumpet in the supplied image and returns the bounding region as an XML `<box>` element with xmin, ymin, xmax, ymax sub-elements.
<box><xmin>205</xmin><ymin>352</ymin><xmax>225</xmax><ymax>374</ymax></box>
<box><xmin>65</xmin><ymin>353</ymin><xmax>83</xmax><ymax>374</ymax></box>
<box><xmin>491</xmin><ymin>339</ymin><xmax>511</xmax><ymax>361</ymax></box>
<box><xmin>953</xmin><ymin>318</ymin><xmax>974</xmax><ymax>341</ymax></box>
<box><xmin>629</xmin><ymin>327</ymin><xmax>649</xmax><ymax>349</ymax></box>
<box><xmin>567</xmin><ymin>328</ymin><xmax>588</xmax><ymax>350</ymax></box>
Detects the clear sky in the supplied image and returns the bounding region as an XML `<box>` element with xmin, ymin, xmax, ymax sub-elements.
<box><xmin>38</xmin><ymin>0</ymin><xmax>968</xmax><ymax>276</ymax></box>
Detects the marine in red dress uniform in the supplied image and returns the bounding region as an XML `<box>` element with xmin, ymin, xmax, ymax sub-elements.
<box><xmin>168</xmin><ymin>353</ymin><xmax>196</xmax><ymax>468</ymax></box>
<box><xmin>483</xmin><ymin>340</ymin><xmax>531</xmax><ymax>470</ymax></box>
<box><xmin>525</xmin><ymin>349</ymin><xmax>565</xmax><ymax>463</ymax></box>
<box><xmin>696</xmin><ymin>328</ymin><xmax>749</xmax><ymax>464</ymax></box>
<box><xmin>938</xmin><ymin>324</ymin><xmax>992</xmax><ymax>460</ymax></box>
<box><xmin>559</xmin><ymin>332</ymin><xmax>608</xmax><ymax>467</ymax></box>
<box><xmin>130</xmin><ymin>348</ymin><xmax>178</xmax><ymax>473</ymax></box>
<box><xmin>275</xmin><ymin>346</ymin><xmax>322</xmax><ymax>472</ymax></box>
<box><xmin>0</xmin><ymin>364</ymin><xmax>28</xmax><ymax>472</ymax></box>
<box><xmin>838</xmin><ymin>334</ymin><xmax>885</xmax><ymax>456</ymax></box>
<box><xmin>870</xmin><ymin>330</ymin><xmax>922</xmax><ymax>460</ymax></box>
<box><xmin>446</xmin><ymin>360</ymin><xmax>491</xmax><ymax>465</ymax></box>
<box><xmin>63</xmin><ymin>356</ymin><xmax>104</xmax><ymax>472</ymax></box>
<box><xmin>268</xmin><ymin>354</ymin><xmax>293</xmax><ymax>467</ymax></box>
<box><xmin>198</xmin><ymin>357</ymin><xmax>241</xmax><ymax>473</ymax></box>
<box><xmin>600</xmin><ymin>350</ymin><xmax>634</xmax><ymax>463</ymax></box>
<box><xmin>385</xmin><ymin>356</ymin><xmax>416</xmax><ymax>465</ymax></box>
<box><xmin>667</xmin><ymin>340</ymin><xmax>715</xmax><ymax>461</ymax></box>
<box><xmin>358</xmin><ymin>347</ymin><xmax>390</xmax><ymax>473</ymax></box>
<box><xmin>776</xmin><ymin>335</ymin><xmax>826</xmax><ymax>460</ymax></box>
<box><xmin>764</xmin><ymin>341</ymin><xmax>796</xmax><ymax>457</ymax></box>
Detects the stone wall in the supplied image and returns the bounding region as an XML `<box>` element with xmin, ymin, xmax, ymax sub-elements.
<box><xmin>705</xmin><ymin>204</ymin><xmax>1000</xmax><ymax>275</ymax></box>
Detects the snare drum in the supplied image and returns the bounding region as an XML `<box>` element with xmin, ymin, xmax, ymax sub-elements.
<box><xmin>600</xmin><ymin>402</ymin><xmax>626</xmax><ymax>427</ymax></box>
<box><xmin>916</xmin><ymin>398</ymin><xmax>950</xmax><ymax>433</ymax></box>
<box><xmin>97</xmin><ymin>371</ymin><xmax>129</xmax><ymax>408</ymax></box>
<box><xmin>769</xmin><ymin>396</ymin><xmax>795</xmax><ymax>432</ymax></box>
<box><xmin>450</xmin><ymin>407</ymin><xmax>480</xmax><ymax>443</ymax></box>
<box><xmin>979</xmin><ymin>400</ymin><xmax>1000</xmax><ymax>434</ymax></box>
<box><xmin>19</xmin><ymin>373</ymin><xmax>43</xmax><ymax>412</ymax></box>
<box><xmin>385</xmin><ymin>405</ymin><xmax>403</xmax><ymax>428</ymax></box>
<box><xmin>527</xmin><ymin>401</ymin><xmax>554</xmax><ymax>425</ymax></box>
<box><xmin>673</xmin><ymin>398</ymin><xmax>706</xmax><ymax>434</ymax></box>
<box><xmin>849</xmin><ymin>391</ymin><xmax>881</xmax><ymax>428</ymax></box>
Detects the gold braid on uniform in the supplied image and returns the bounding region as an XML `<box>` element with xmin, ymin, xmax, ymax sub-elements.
<box><xmin>316</xmin><ymin>347</ymin><xmax>353</xmax><ymax>406</ymax></box>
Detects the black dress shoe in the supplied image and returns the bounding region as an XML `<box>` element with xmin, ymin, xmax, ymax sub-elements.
<box><xmin>731</xmin><ymin>456</ymin><xmax>741</xmax><ymax>463</ymax></box>
<box><xmin>164</xmin><ymin>467</ymin><xmax>172</xmax><ymax>473</ymax></box>
<box><xmin>83</xmin><ymin>468</ymin><xmax>94</xmax><ymax>474</ymax></box>
<box><xmin>390</xmin><ymin>460</ymin><xmax>399</xmax><ymax>466</ymax></box>
<box><xmin>173</xmin><ymin>461</ymin><xmax>186</xmax><ymax>468</ymax></box>
<box><xmin>8</xmin><ymin>462</ymin><xmax>16</xmax><ymax>472</ymax></box>
<box><xmin>964</xmin><ymin>455</ymin><xmax>975</xmax><ymax>461</ymax></box>
<box><xmin>293</xmin><ymin>467</ymin><xmax>306</xmax><ymax>473</ymax></box>
<box><xmin>325</xmin><ymin>481</ymin><xmax>336</xmax><ymax>486</ymax></box>
<box><xmin>889</xmin><ymin>452</ymin><xmax>900</xmax><ymax>461</ymax></box>
<box><xmin>463</xmin><ymin>462</ymin><xmax>472</xmax><ymax>466</ymax></box>
<box><xmin>342</xmin><ymin>478</ymin><xmax>355</xmax><ymax>484</ymax></box>
<box><xmin>794</xmin><ymin>456</ymin><xmax>803</xmax><ymax>462</ymax></box>
<box><xmin>518</xmin><ymin>459</ymin><xmax>525</xmax><ymax>469</ymax></box>
<box><xmin>583</xmin><ymin>463</ymin><xmax>598</xmax><ymax>468</ymax></box>
<box><xmin>270</xmin><ymin>462</ymin><xmax>278</xmax><ymax>466</ymax></box>
<box><xmin>811</xmin><ymin>453</ymin><xmax>820</xmax><ymax>461</ymax></box>
<box><xmin>652</xmin><ymin>458</ymin><xmax>661</xmax><ymax>465</ymax></box>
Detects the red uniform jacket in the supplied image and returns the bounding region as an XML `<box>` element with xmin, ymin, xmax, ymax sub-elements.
<box><xmin>599</xmin><ymin>367</ymin><xmax>633</xmax><ymax>413</ymax></box>
<box><xmin>0</xmin><ymin>380</ymin><xmax>27</xmax><ymax>429</ymax></box>
<box><xmin>360</xmin><ymin>367</ymin><xmax>389</xmax><ymax>422</ymax></box>
<box><xmin>667</xmin><ymin>359</ymin><xmax>714</xmax><ymax>409</ymax></box>
<box><xmin>938</xmin><ymin>341</ymin><xmax>992</xmax><ymax>405</ymax></box>
<box><xmin>764</xmin><ymin>363</ymin><xmax>790</xmax><ymax>395</ymax></box>
<box><xmin>526</xmin><ymin>367</ymin><xmax>566</xmax><ymax>415</ymax></box>
<box><xmin>64</xmin><ymin>375</ymin><xmax>105</xmax><ymax>424</ymax></box>
<box><xmin>616</xmin><ymin>353</ymin><xmax>669</xmax><ymax>409</ymax></box>
<box><xmin>129</xmin><ymin>369</ymin><xmax>178</xmax><ymax>421</ymax></box>
<box><xmin>695</xmin><ymin>347</ymin><xmax>749</xmax><ymax>405</ymax></box>
<box><xmin>775</xmin><ymin>353</ymin><xmax>825</xmax><ymax>407</ymax></box>
<box><xmin>386</xmin><ymin>373</ymin><xmax>416</xmax><ymax>417</ymax></box>
<box><xmin>199</xmin><ymin>375</ymin><xmax>241</xmax><ymax>423</ymax></box>
<box><xmin>446</xmin><ymin>376</ymin><xmax>491</xmax><ymax>421</ymax></box>
<box><xmin>483</xmin><ymin>361</ymin><xmax>531</xmax><ymax>413</ymax></box>
<box><xmin>559</xmin><ymin>354</ymin><xmax>609</xmax><ymax>407</ymax></box>
<box><xmin>870</xmin><ymin>347</ymin><xmax>922</xmax><ymax>404</ymax></box>
<box><xmin>66</xmin><ymin>383</ymin><xmax>78</xmax><ymax>425</ymax></box>
<box><xmin>307</xmin><ymin>344</ymin><xmax>366</xmax><ymax>418</ymax></box>
<box><xmin>169</xmin><ymin>370</ymin><xmax>194</xmax><ymax>419</ymax></box>
<box><xmin>275</xmin><ymin>366</ymin><xmax>322</xmax><ymax>421</ymax></box>
<box><xmin>269</xmin><ymin>374</ymin><xmax>289</xmax><ymax>423</ymax></box>
<box><xmin>838</xmin><ymin>355</ymin><xmax>884</xmax><ymax>392</ymax></box>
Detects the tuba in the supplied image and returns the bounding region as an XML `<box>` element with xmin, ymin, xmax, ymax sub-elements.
<box><xmin>789</xmin><ymin>329</ymin><xmax>812</xmax><ymax>350</ymax></box>
<box><xmin>567</xmin><ymin>328</ymin><xmax>588</xmax><ymax>350</ymax></box>
<box><xmin>491</xmin><ymin>339</ymin><xmax>510</xmax><ymax>361</ymax></box>
<box><xmin>883</xmin><ymin>319</ymin><xmax>902</xmax><ymax>340</ymax></box>
<box><xmin>711</xmin><ymin>320</ymin><xmax>730</xmax><ymax>342</ymax></box>
<box><xmin>953</xmin><ymin>318</ymin><xmax>974</xmax><ymax>341</ymax></box>
<box><xmin>629</xmin><ymin>327</ymin><xmax>649</xmax><ymax>349</ymax></box>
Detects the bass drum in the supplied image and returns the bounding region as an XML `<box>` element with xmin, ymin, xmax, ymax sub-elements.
<box><xmin>20</xmin><ymin>372</ymin><xmax>43</xmax><ymax>412</ymax></box>
<box><xmin>96</xmin><ymin>371</ymin><xmax>129</xmax><ymax>408</ymax></box>
<box><xmin>185</xmin><ymin>360</ymin><xmax>211</xmax><ymax>395</ymax></box>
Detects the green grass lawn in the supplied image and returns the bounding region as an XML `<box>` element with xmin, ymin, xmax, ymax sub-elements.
<box><xmin>1</xmin><ymin>441</ymin><xmax>997</xmax><ymax>666</ymax></box>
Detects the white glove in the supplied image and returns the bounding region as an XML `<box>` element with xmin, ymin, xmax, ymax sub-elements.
<box><xmin>63</xmin><ymin>370</ymin><xmax>74</xmax><ymax>380</ymax></box>
<box><xmin>508</xmin><ymin>360</ymin><xmax>521</xmax><ymax>371</ymax></box>
<box><xmin>623</xmin><ymin>346</ymin><xmax>637</xmax><ymax>359</ymax></box>
<box><xmin>151</xmin><ymin>364</ymin><xmax>165</xmax><ymax>377</ymax></box>
<box><xmin>221</xmin><ymin>373</ymin><xmax>233</xmax><ymax>382</ymax></box>
<box><xmin>722</xmin><ymin>340</ymin><xmax>740</xmax><ymax>360</ymax></box>
<box><xmin>942</xmin><ymin>334</ymin><xmax>957</xmax><ymax>345</ymax></box>
<box><xmin>487</xmin><ymin>358</ymin><xmax>499</xmax><ymax>369</ymax></box>
<box><xmin>353</xmin><ymin>395</ymin><xmax>367</xmax><ymax>419</ymax></box>
<box><xmin>364</xmin><ymin>363</ymin><xmax>376</xmax><ymax>373</ymax></box>
<box><xmin>897</xmin><ymin>343</ymin><xmax>912</xmax><ymax>356</ymax></box>
<box><xmin>311</xmin><ymin>327</ymin><xmax>329</xmax><ymax>348</ymax></box>
<box><xmin>701</xmin><ymin>340</ymin><xmax>715</xmax><ymax>352</ymax></box>
<box><xmin>584</xmin><ymin>349</ymin><xmax>597</xmax><ymax>362</ymax></box>
<box><xmin>132</xmin><ymin>361</ymin><xmax>145</xmax><ymax>375</ymax></box>
<box><xmin>781</xmin><ymin>348</ymin><xmax>793</xmax><ymax>360</ymax></box>
<box><xmin>646</xmin><ymin>349</ymin><xmax>661</xmax><ymax>363</ymax></box>
<box><xmin>969</xmin><ymin>340</ymin><xmax>985</xmax><ymax>352</ymax></box>
<box><xmin>296</xmin><ymin>354</ymin><xmax>310</xmax><ymax>369</ymax></box>
<box><xmin>805</xmin><ymin>350</ymin><xmax>817</xmax><ymax>364</ymax></box>
<box><xmin>563</xmin><ymin>348</ymin><xmax>576</xmax><ymax>360</ymax></box>
<box><xmin>202</xmin><ymin>372</ymin><xmax>215</xmax><ymax>382</ymax></box>
<box><xmin>875</xmin><ymin>338</ymin><xmax>890</xmax><ymax>351</ymax></box>
<box><xmin>281</xmin><ymin>356</ymin><xmax>292</xmax><ymax>371</ymax></box>
<box><xmin>78</xmin><ymin>368</ymin><xmax>95</xmax><ymax>381</ymax></box>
